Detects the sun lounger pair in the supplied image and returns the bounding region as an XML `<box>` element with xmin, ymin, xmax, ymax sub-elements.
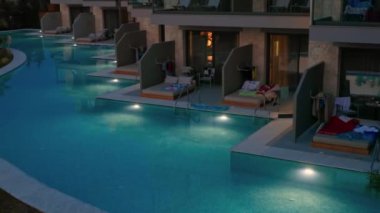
<box><xmin>76</xmin><ymin>29</ymin><xmax>108</xmax><ymax>43</ymax></box>
<box><xmin>223</xmin><ymin>83</ymin><xmax>279</xmax><ymax>108</ymax></box>
<box><xmin>44</xmin><ymin>26</ymin><xmax>71</xmax><ymax>34</ymax></box>
<box><xmin>312</xmin><ymin>116</ymin><xmax>378</xmax><ymax>155</ymax></box>
<box><xmin>141</xmin><ymin>76</ymin><xmax>195</xmax><ymax>100</ymax></box>
<box><xmin>113</xmin><ymin>64</ymin><xmax>139</xmax><ymax>76</ymax></box>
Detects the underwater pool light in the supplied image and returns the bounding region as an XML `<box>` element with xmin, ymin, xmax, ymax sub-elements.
<box><xmin>217</xmin><ymin>114</ymin><xmax>229</xmax><ymax>122</ymax></box>
<box><xmin>111</xmin><ymin>79</ymin><xmax>119</xmax><ymax>83</ymax></box>
<box><xmin>73</xmin><ymin>43</ymin><xmax>77</xmax><ymax>47</ymax></box>
<box><xmin>39</xmin><ymin>35</ymin><xmax>43</xmax><ymax>38</ymax></box>
<box><xmin>301</xmin><ymin>168</ymin><xmax>316</xmax><ymax>177</ymax></box>
<box><xmin>130</xmin><ymin>104</ymin><xmax>141</xmax><ymax>110</ymax></box>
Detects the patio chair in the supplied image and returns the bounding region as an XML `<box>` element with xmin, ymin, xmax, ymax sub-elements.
<box><xmin>334</xmin><ymin>96</ymin><xmax>357</xmax><ymax>117</ymax></box>
<box><xmin>270</xmin><ymin>0</ymin><xmax>291</xmax><ymax>12</ymax></box>
<box><xmin>200</xmin><ymin>67</ymin><xmax>215</xmax><ymax>87</ymax></box>
<box><xmin>76</xmin><ymin>29</ymin><xmax>109</xmax><ymax>43</ymax></box>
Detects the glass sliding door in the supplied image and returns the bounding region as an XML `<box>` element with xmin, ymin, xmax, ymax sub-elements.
<box><xmin>268</xmin><ymin>34</ymin><xmax>308</xmax><ymax>92</ymax></box>
<box><xmin>186</xmin><ymin>30</ymin><xmax>238</xmax><ymax>83</ymax></box>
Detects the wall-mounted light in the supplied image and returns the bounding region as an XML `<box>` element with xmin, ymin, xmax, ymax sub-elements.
<box><xmin>275</xmin><ymin>40</ymin><xmax>279</xmax><ymax>57</ymax></box>
<box><xmin>207</xmin><ymin>55</ymin><xmax>213</xmax><ymax>63</ymax></box>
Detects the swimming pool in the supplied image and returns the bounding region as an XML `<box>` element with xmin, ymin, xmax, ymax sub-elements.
<box><xmin>0</xmin><ymin>30</ymin><xmax>380</xmax><ymax>212</ymax></box>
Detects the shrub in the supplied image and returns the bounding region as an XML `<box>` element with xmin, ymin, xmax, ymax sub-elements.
<box><xmin>0</xmin><ymin>35</ymin><xmax>13</xmax><ymax>68</ymax></box>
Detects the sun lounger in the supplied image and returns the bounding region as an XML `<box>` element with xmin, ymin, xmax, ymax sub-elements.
<box><xmin>44</xmin><ymin>26</ymin><xmax>71</xmax><ymax>34</ymax></box>
<box><xmin>312</xmin><ymin>117</ymin><xmax>378</xmax><ymax>155</ymax></box>
<box><xmin>141</xmin><ymin>76</ymin><xmax>195</xmax><ymax>100</ymax></box>
<box><xmin>113</xmin><ymin>64</ymin><xmax>139</xmax><ymax>76</ymax></box>
<box><xmin>223</xmin><ymin>89</ymin><xmax>265</xmax><ymax>108</ymax></box>
<box><xmin>76</xmin><ymin>29</ymin><xmax>108</xmax><ymax>43</ymax></box>
<box><xmin>223</xmin><ymin>83</ymin><xmax>279</xmax><ymax>108</ymax></box>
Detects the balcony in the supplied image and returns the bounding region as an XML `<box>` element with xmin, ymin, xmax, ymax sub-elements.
<box><xmin>150</xmin><ymin>0</ymin><xmax>310</xmax><ymax>28</ymax></box>
<box><xmin>311</xmin><ymin>0</ymin><xmax>380</xmax><ymax>44</ymax></box>
<box><xmin>152</xmin><ymin>0</ymin><xmax>309</xmax><ymax>14</ymax></box>
<box><xmin>81</xmin><ymin>0</ymin><xmax>128</xmax><ymax>7</ymax></box>
<box><xmin>128</xmin><ymin>0</ymin><xmax>155</xmax><ymax>8</ymax></box>
<box><xmin>313</xmin><ymin>0</ymin><xmax>380</xmax><ymax>26</ymax></box>
<box><xmin>50</xmin><ymin>0</ymin><xmax>84</xmax><ymax>4</ymax></box>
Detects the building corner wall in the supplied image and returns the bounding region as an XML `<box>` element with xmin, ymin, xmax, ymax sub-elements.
<box><xmin>308</xmin><ymin>41</ymin><xmax>340</xmax><ymax>96</ymax></box>
<box><xmin>239</xmin><ymin>29</ymin><xmax>266</xmax><ymax>83</ymax></box>
<box><xmin>165</xmin><ymin>25</ymin><xmax>184</xmax><ymax>76</ymax></box>
<box><xmin>60</xmin><ymin>4</ymin><xmax>70</xmax><ymax>28</ymax></box>
<box><xmin>92</xmin><ymin>6</ymin><xmax>104</xmax><ymax>32</ymax></box>
<box><xmin>134</xmin><ymin>16</ymin><xmax>159</xmax><ymax>48</ymax></box>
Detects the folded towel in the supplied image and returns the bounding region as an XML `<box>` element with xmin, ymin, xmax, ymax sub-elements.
<box><xmin>242</xmin><ymin>81</ymin><xmax>260</xmax><ymax>91</ymax></box>
<box><xmin>239</xmin><ymin>90</ymin><xmax>257</xmax><ymax>97</ymax></box>
<box><xmin>318</xmin><ymin>116</ymin><xmax>360</xmax><ymax>135</ymax></box>
<box><xmin>354</xmin><ymin>125</ymin><xmax>379</xmax><ymax>134</ymax></box>
<box><xmin>164</xmin><ymin>83</ymin><xmax>186</xmax><ymax>91</ymax></box>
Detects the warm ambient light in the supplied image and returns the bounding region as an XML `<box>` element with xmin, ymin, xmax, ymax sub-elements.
<box><xmin>207</xmin><ymin>55</ymin><xmax>213</xmax><ymax>63</ymax></box>
<box><xmin>275</xmin><ymin>40</ymin><xmax>280</xmax><ymax>57</ymax></box>
<box><xmin>217</xmin><ymin>114</ymin><xmax>229</xmax><ymax>122</ymax></box>
<box><xmin>207</xmin><ymin>32</ymin><xmax>213</xmax><ymax>47</ymax></box>
<box><xmin>111</xmin><ymin>79</ymin><xmax>119</xmax><ymax>83</ymax></box>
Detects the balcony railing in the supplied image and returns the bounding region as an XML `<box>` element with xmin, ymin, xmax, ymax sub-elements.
<box><xmin>313</xmin><ymin>0</ymin><xmax>380</xmax><ymax>26</ymax></box>
<box><xmin>128</xmin><ymin>0</ymin><xmax>154</xmax><ymax>8</ymax></box>
<box><xmin>129</xmin><ymin>0</ymin><xmax>310</xmax><ymax>14</ymax></box>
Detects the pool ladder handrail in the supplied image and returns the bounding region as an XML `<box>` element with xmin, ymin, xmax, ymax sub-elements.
<box><xmin>174</xmin><ymin>84</ymin><xmax>191</xmax><ymax>110</ymax></box>
<box><xmin>370</xmin><ymin>137</ymin><xmax>380</xmax><ymax>172</ymax></box>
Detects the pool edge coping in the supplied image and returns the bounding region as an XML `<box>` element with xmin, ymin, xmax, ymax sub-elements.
<box><xmin>0</xmin><ymin>48</ymin><xmax>26</xmax><ymax>77</ymax></box>
<box><xmin>0</xmin><ymin>159</ymin><xmax>107</xmax><ymax>213</ymax></box>
<box><xmin>0</xmin><ymin>35</ymin><xmax>109</xmax><ymax>213</ymax></box>
<box><xmin>231</xmin><ymin>119</ymin><xmax>380</xmax><ymax>173</ymax></box>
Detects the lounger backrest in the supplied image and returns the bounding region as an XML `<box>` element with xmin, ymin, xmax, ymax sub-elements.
<box><xmin>165</xmin><ymin>76</ymin><xmax>178</xmax><ymax>84</ymax></box>
<box><xmin>178</xmin><ymin>76</ymin><xmax>193</xmax><ymax>85</ymax></box>
<box><xmin>334</xmin><ymin>97</ymin><xmax>351</xmax><ymax>114</ymax></box>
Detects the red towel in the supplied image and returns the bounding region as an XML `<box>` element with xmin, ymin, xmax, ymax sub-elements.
<box><xmin>257</xmin><ymin>84</ymin><xmax>275</xmax><ymax>94</ymax></box>
<box><xmin>318</xmin><ymin>116</ymin><xmax>359</xmax><ymax>135</ymax></box>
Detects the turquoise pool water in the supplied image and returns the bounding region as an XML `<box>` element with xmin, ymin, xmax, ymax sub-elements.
<box><xmin>0</xmin><ymin>30</ymin><xmax>380</xmax><ymax>212</ymax></box>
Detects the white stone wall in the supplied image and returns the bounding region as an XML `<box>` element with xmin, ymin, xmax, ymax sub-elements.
<box><xmin>308</xmin><ymin>40</ymin><xmax>340</xmax><ymax>96</ymax></box>
<box><xmin>60</xmin><ymin>4</ymin><xmax>70</xmax><ymax>28</ymax></box>
<box><xmin>134</xmin><ymin>16</ymin><xmax>159</xmax><ymax>48</ymax></box>
<box><xmin>239</xmin><ymin>29</ymin><xmax>266</xmax><ymax>83</ymax></box>
<box><xmin>252</xmin><ymin>0</ymin><xmax>266</xmax><ymax>12</ymax></box>
<box><xmin>91</xmin><ymin>6</ymin><xmax>104</xmax><ymax>32</ymax></box>
<box><xmin>164</xmin><ymin>25</ymin><xmax>184</xmax><ymax>76</ymax></box>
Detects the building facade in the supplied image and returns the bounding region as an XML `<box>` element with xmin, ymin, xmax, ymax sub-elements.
<box><xmin>50</xmin><ymin>0</ymin><xmax>380</xmax><ymax>119</ymax></box>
